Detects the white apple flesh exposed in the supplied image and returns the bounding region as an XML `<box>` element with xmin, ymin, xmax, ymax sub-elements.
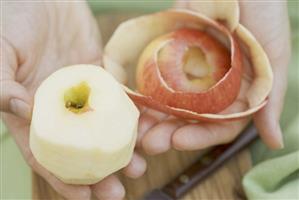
<box><xmin>30</xmin><ymin>65</ymin><xmax>139</xmax><ymax>185</ymax></box>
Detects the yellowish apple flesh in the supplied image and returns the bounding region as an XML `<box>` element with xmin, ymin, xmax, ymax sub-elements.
<box><xmin>30</xmin><ymin>65</ymin><xmax>139</xmax><ymax>185</ymax></box>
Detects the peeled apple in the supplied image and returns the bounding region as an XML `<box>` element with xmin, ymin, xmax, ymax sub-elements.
<box><xmin>30</xmin><ymin>65</ymin><xmax>139</xmax><ymax>185</ymax></box>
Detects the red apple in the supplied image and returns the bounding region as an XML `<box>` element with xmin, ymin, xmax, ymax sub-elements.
<box><xmin>103</xmin><ymin>9</ymin><xmax>273</xmax><ymax>122</ymax></box>
<box><xmin>136</xmin><ymin>27</ymin><xmax>242</xmax><ymax>114</ymax></box>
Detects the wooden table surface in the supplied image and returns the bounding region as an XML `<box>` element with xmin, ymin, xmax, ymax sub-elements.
<box><xmin>32</xmin><ymin>13</ymin><xmax>252</xmax><ymax>200</ymax></box>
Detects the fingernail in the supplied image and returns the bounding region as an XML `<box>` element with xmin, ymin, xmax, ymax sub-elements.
<box><xmin>10</xmin><ymin>98</ymin><xmax>32</xmax><ymax>120</ymax></box>
<box><xmin>277</xmin><ymin>134</ymin><xmax>284</xmax><ymax>149</ymax></box>
<box><xmin>274</xmin><ymin>125</ymin><xmax>284</xmax><ymax>149</ymax></box>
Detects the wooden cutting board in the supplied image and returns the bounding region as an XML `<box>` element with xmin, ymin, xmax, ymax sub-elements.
<box><xmin>32</xmin><ymin>13</ymin><xmax>252</xmax><ymax>200</ymax></box>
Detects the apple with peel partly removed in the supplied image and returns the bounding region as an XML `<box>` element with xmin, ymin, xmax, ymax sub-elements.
<box><xmin>136</xmin><ymin>28</ymin><xmax>240</xmax><ymax>114</ymax></box>
<box><xmin>30</xmin><ymin>65</ymin><xmax>139</xmax><ymax>185</ymax></box>
<box><xmin>103</xmin><ymin>7</ymin><xmax>273</xmax><ymax>122</ymax></box>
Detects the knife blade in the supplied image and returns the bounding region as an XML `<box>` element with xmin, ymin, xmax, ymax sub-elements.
<box><xmin>142</xmin><ymin>124</ymin><xmax>258</xmax><ymax>200</ymax></box>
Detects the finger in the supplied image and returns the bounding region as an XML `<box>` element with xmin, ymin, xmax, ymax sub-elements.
<box><xmin>172</xmin><ymin>119</ymin><xmax>249</xmax><ymax>150</ymax></box>
<box><xmin>0</xmin><ymin>39</ymin><xmax>32</xmax><ymax>120</ymax></box>
<box><xmin>92</xmin><ymin>175</ymin><xmax>125</xmax><ymax>200</ymax></box>
<box><xmin>137</xmin><ymin>109</ymin><xmax>168</xmax><ymax>147</ymax></box>
<box><xmin>254</xmin><ymin>107</ymin><xmax>283</xmax><ymax>149</ymax></box>
<box><xmin>142</xmin><ymin>118</ymin><xmax>185</xmax><ymax>155</ymax></box>
<box><xmin>137</xmin><ymin>113</ymin><xmax>159</xmax><ymax>147</ymax></box>
<box><xmin>2</xmin><ymin>113</ymin><xmax>91</xmax><ymax>200</ymax></box>
<box><xmin>240</xmin><ymin>0</ymin><xmax>290</xmax><ymax>149</ymax></box>
<box><xmin>253</xmin><ymin>67</ymin><xmax>287</xmax><ymax>149</ymax></box>
<box><xmin>122</xmin><ymin>152</ymin><xmax>147</xmax><ymax>179</ymax></box>
<box><xmin>252</xmin><ymin>35</ymin><xmax>289</xmax><ymax>150</ymax></box>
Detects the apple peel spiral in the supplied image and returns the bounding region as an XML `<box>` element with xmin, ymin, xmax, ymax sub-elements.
<box><xmin>103</xmin><ymin>4</ymin><xmax>272</xmax><ymax>122</ymax></box>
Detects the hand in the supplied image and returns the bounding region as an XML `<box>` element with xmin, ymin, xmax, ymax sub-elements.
<box><xmin>239</xmin><ymin>0</ymin><xmax>290</xmax><ymax>149</ymax></box>
<box><xmin>137</xmin><ymin>0</ymin><xmax>290</xmax><ymax>155</ymax></box>
<box><xmin>1</xmin><ymin>2</ymin><xmax>146</xmax><ymax>199</ymax></box>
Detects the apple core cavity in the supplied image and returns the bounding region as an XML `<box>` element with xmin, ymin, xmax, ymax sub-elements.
<box><xmin>64</xmin><ymin>81</ymin><xmax>91</xmax><ymax>114</ymax></box>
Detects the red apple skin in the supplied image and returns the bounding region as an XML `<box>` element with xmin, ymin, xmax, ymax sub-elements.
<box><xmin>125</xmin><ymin>89</ymin><xmax>267</xmax><ymax>122</ymax></box>
<box><xmin>136</xmin><ymin>26</ymin><xmax>242</xmax><ymax>114</ymax></box>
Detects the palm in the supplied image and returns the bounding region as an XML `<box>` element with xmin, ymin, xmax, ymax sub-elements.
<box><xmin>3</xmin><ymin>2</ymin><xmax>102</xmax><ymax>96</ymax></box>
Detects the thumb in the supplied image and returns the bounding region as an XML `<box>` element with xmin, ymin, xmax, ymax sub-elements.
<box><xmin>253</xmin><ymin>65</ymin><xmax>288</xmax><ymax>150</ymax></box>
<box><xmin>254</xmin><ymin>104</ymin><xmax>284</xmax><ymax>150</ymax></box>
<box><xmin>1</xmin><ymin>40</ymin><xmax>32</xmax><ymax>120</ymax></box>
<box><xmin>241</xmin><ymin>0</ymin><xmax>291</xmax><ymax>150</ymax></box>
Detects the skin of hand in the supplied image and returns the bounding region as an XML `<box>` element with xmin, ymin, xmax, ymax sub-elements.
<box><xmin>137</xmin><ymin>0</ymin><xmax>291</xmax><ymax>155</ymax></box>
<box><xmin>1</xmin><ymin>2</ymin><xmax>146</xmax><ymax>200</ymax></box>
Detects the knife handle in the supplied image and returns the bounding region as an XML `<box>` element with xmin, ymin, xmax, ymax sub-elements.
<box><xmin>162</xmin><ymin>124</ymin><xmax>258</xmax><ymax>199</ymax></box>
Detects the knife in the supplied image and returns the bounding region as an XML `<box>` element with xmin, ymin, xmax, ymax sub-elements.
<box><xmin>142</xmin><ymin>124</ymin><xmax>258</xmax><ymax>200</ymax></box>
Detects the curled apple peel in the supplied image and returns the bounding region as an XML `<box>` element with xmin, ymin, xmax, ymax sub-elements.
<box><xmin>103</xmin><ymin>8</ymin><xmax>273</xmax><ymax>122</ymax></box>
<box><xmin>136</xmin><ymin>27</ymin><xmax>242</xmax><ymax>114</ymax></box>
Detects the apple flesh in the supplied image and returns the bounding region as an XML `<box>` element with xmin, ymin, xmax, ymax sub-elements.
<box><xmin>30</xmin><ymin>65</ymin><xmax>139</xmax><ymax>185</ymax></box>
